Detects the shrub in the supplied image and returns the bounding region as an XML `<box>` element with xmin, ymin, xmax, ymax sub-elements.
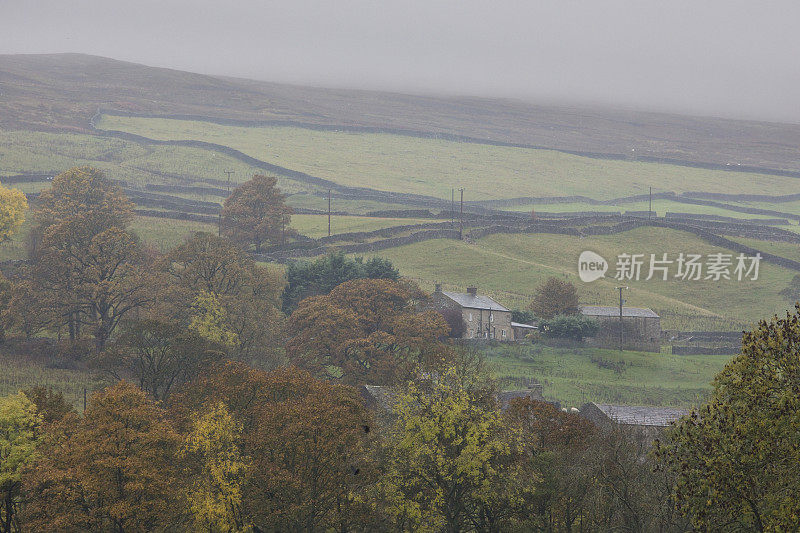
<box><xmin>540</xmin><ymin>315</ymin><xmax>598</xmax><ymax>340</ymax></box>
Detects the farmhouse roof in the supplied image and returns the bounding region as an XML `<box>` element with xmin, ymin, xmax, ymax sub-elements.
<box><xmin>359</xmin><ymin>385</ymin><xmax>395</xmax><ymax>411</ymax></box>
<box><xmin>442</xmin><ymin>291</ymin><xmax>510</xmax><ymax>312</ymax></box>
<box><xmin>589</xmin><ymin>403</ymin><xmax>689</xmax><ymax>427</ymax></box>
<box><xmin>580</xmin><ymin>306</ymin><xmax>659</xmax><ymax>319</ymax></box>
<box><xmin>511</xmin><ymin>321</ymin><xmax>538</xmax><ymax>330</ymax></box>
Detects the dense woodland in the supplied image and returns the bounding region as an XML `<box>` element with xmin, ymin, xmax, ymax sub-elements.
<box><xmin>0</xmin><ymin>169</ymin><xmax>798</xmax><ymax>532</ymax></box>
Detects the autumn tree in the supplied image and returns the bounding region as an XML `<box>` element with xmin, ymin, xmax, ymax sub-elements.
<box><xmin>380</xmin><ymin>368</ymin><xmax>528</xmax><ymax>532</ymax></box>
<box><xmin>656</xmin><ymin>305</ymin><xmax>800</xmax><ymax>531</ymax></box>
<box><xmin>0</xmin><ymin>392</ymin><xmax>40</xmax><ymax>533</ymax></box>
<box><xmin>0</xmin><ymin>274</ymin><xmax>10</xmax><ymax>343</ymax></box>
<box><xmin>171</xmin><ymin>363</ymin><xmax>378</xmax><ymax>532</ymax></box>
<box><xmin>503</xmin><ymin>398</ymin><xmax>597</xmax><ymax>531</ymax></box>
<box><xmin>181</xmin><ymin>401</ymin><xmax>249</xmax><ymax>532</ymax></box>
<box><xmin>287</xmin><ymin>278</ymin><xmax>450</xmax><ymax>384</ymax></box>
<box><xmin>163</xmin><ymin>233</ymin><xmax>285</xmax><ymax>365</ymax></box>
<box><xmin>27</xmin><ymin>167</ymin><xmax>149</xmax><ymax>349</ymax></box>
<box><xmin>23</xmin><ymin>382</ymin><xmax>184</xmax><ymax>532</ymax></box>
<box><xmin>282</xmin><ymin>252</ymin><xmax>399</xmax><ymax>313</ymax></box>
<box><xmin>21</xmin><ymin>387</ymin><xmax>74</xmax><ymax>427</ymax></box>
<box><xmin>2</xmin><ymin>275</ymin><xmax>51</xmax><ymax>340</ymax></box>
<box><xmin>99</xmin><ymin>319</ymin><xmax>224</xmax><ymax>401</ymax></box>
<box><xmin>221</xmin><ymin>174</ymin><xmax>293</xmax><ymax>253</ymax></box>
<box><xmin>0</xmin><ymin>180</ymin><xmax>27</xmax><ymax>244</ymax></box>
<box><xmin>189</xmin><ymin>291</ymin><xmax>239</xmax><ymax>349</ymax></box>
<box><xmin>243</xmin><ymin>368</ymin><xmax>376</xmax><ymax>531</ymax></box>
<box><xmin>530</xmin><ymin>277</ymin><xmax>580</xmax><ymax>319</ymax></box>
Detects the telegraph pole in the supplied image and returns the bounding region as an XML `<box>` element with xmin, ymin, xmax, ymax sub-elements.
<box><xmin>615</xmin><ymin>286</ymin><xmax>628</xmax><ymax>351</ymax></box>
<box><xmin>649</xmin><ymin>186</ymin><xmax>652</xmax><ymax>220</ymax></box>
<box><xmin>327</xmin><ymin>189</ymin><xmax>332</xmax><ymax>237</ymax></box>
<box><xmin>459</xmin><ymin>188</ymin><xmax>464</xmax><ymax>240</ymax></box>
<box><xmin>451</xmin><ymin>188</ymin><xmax>455</xmax><ymax>228</ymax></box>
<box><xmin>224</xmin><ymin>170</ymin><xmax>235</xmax><ymax>193</ymax></box>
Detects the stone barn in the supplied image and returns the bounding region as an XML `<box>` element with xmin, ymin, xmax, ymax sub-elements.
<box><xmin>578</xmin><ymin>402</ymin><xmax>690</xmax><ymax>442</ymax></box>
<box><xmin>580</xmin><ymin>305</ymin><xmax>661</xmax><ymax>344</ymax></box>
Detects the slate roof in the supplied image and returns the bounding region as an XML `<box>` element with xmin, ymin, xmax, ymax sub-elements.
<box><xmin>591</xmin><ymin>403</ymin><xmax>689</xmax><ymax>427</ymax></box>
<box><xmin>497</xmin><ymin>388</ymin><xmax>544</xmax><ymax>409</ymax></box>
<box><xmin>442</xmin><ymin>291</ymin><xmax>510</xmax><ymax>312</ymax></box>
<box><xmin>580</xmin><ymin>306</ymin><xmax>659</xmax><ymax>319</ymax></box>
<box><xmin>359</xmin><ymin>385</ymin><xmax>395</xmax><ymax>411</ymax></box>
<box><xmin>511</xmin><ymin>322</ymin><xmax>538</xmax><ymax>329</ymax></box>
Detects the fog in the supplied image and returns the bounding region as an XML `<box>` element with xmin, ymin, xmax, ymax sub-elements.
<box><xmin>2</xmin><ymin>0</ymin><xmax>799</xmax><ymax>123</ymax></box>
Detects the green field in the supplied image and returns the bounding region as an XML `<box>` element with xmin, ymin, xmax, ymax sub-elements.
<box><xmin>484</xmin><ymin>343</ymin><xmax>728</xmax><ymax>408</ymax></box>
<box><xmin>0</xmin><ymin>128</ymin><xmax>305</xmax><ymax>194</ymax></box>
<box><xmin>291</xmin><ymin>214</ymin><xmax>432</xmax><ymax>239</ymax></box>
<box><xmin>0</xmin><ymin>350</ymin><xmax>106</xmax><ymax>411</ymax></box>
<box><xmin>370</xmin><ymin>227</ymin><xmax>797</xmax><ymax>330</ymax></box>
<box><xmin>503</xmin><ymin>198</ymin><xmax>800</xmax><ymax>219</ymax></box>
<box><xmin>96</xmin><ymin>115</ymin><xmax>800</xmax><ymax>202</ymax></box>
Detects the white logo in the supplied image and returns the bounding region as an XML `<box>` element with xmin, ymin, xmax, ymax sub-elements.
<box><xmin>578</xmin><ymin>251</ymin><xmax>608</xmax><ymax>282</ymax></box>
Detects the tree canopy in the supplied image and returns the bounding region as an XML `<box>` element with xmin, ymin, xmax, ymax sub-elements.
<box><xmin>282</xmin><ymin>252</ymin><xmax>399</xmax><ymax>313</ymax></box>
<box><xmin>287</xmin><ymin>278</ymin><xmax>449</xmax><ymax>384</ymax></box>
<box><xmin>23</xmin><ymin>382</ymin><xmax>184</xmax><ymax>532</ymax></box>
<box><xmin>220</xmin><ymin>174</ymin><xmax>293</xmax><ymax>253</ymax></box>
<box><xmin>0</xmin><ymin>180</ymin><xmax>27</xmax><ymax>244</ymax></box>
<box><xmin>656</xmin><ymin>305</ymin><xmax>800</xmax><ymax>531</ymax></box>
<box><xmin>529</xmin><ymin>277</ymin><xmax>580</xmax><ymax>319</ymax></box>
<box><xmin>26</xmin><ymin>167</ymin><xmax>148</xmax><ymax>350</ymax></box>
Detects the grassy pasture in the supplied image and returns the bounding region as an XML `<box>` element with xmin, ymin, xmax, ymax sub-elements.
<box><xmin>97</xmin><ymin>114</ymin><xmax>800</xmax><ymax>201</ymax></box>
<box><xmin>484</xmin><ymin>343</ymin><xmax>728</xmax><ymax>408</ymax></box>
<box><xmin>370</xmin><ymin>227</ymin><xmax>796</xmax><ymax>330</ymax></box>
<box><xmin>0</xmin><ymin>350</ymin><xmax>106</xmax><ymax>412</ymax></box>
<box><xmin>503</xmin><ymin>198</ymin><xmax>800</xmax><ymax>219</ymax></box>
<box><xmin>0</xmin><ymin>128</ymin><xmax>300</xmax><ymax>193</ymax></box>
<box><xmin>291</xmin><ymin>214</ymin><xmax>432</xmax><ymax>239</ymax></box>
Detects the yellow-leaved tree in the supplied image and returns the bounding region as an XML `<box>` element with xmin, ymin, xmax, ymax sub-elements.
<box><xmin>189</xmin><ymin>291</ymin><xmax>239</xmax><ymax>349</ymax></box>
<box><xmin>0</xmin><ymin>392</ymin><xmax>40</xmax><ymax>532</ymax></box>
<box><xmin>381</xmin><ymin>367</ymin><xmax>533</xmax><ymax>532</ymax></box>
<box><xmin>181</xmin><ymin>401</ymin><xmax>249</xmax><ymax>533</ymax></box>
<box><xmin>0</xmin><ymin>180</ymin><xmax>27</xmax><ymax>243</ymax></box>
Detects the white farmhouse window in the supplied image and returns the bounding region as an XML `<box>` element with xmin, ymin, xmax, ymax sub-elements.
<box><xmin>469</xmin><ymin>312</ymin><xmax>473</xmax><ymax>321</ymax></box>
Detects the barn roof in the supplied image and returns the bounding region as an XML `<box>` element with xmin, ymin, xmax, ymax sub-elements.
<box><xmin>590</xmin><ymin>403</ymin><xmax>689</xmax><ymax>427</ymax></box>
<box><xmin>580</xmin><ymin>306</ymin><xmax>659</xmax><ymax>318</ymax></box>
<box><xmin>442</xmin><ymin>291</ymin><xmax>509</xmax><ymax>312</ymax></box>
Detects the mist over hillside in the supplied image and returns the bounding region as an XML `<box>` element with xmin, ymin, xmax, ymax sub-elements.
<box><xmin>2</xmin><ymin>53</ymin><xmax>800</xmax><ymax>174</ymax></box>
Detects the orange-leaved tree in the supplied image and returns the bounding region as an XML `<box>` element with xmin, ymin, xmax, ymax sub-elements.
<box><xmin>171</xmin><ymin>362</ymin><xmax>378</xmax><ymax>532</ymax></box>
<box><xmin>221</xmin><ymin>174</ymin><xmax>294</xmax><ymax>253</ymax></box>
<box><xmin>23</xmin><ymin>382</ymin><xmax>184</xmax><ymax>532</ymax></box>
<box><xmin>287</xmin><ymin>278</ymin><xmax>450</xmax><ymax>384</ymax></box>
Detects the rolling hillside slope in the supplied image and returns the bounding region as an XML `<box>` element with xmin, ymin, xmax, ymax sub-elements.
<box><xmin>3</xmin><ymin>53</ymin><xmax>800</xmax><ymax>173</ymax></box>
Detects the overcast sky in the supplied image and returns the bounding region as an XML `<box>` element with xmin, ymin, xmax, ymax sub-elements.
<box><xmin>2</xmin><ymin>0</ymin><xmax>799</xmax><ymax>123</ymax></box>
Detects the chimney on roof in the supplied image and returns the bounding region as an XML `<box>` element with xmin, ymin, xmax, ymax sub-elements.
<box><xmin>434</xmin><ymin>283</ymin><xmax>442</xmax><ymax>293</ymax></box>
<box><xmin>467</xmin><ymin>287</ymin><xmax>477</xmax><ymax>296</ymax></box>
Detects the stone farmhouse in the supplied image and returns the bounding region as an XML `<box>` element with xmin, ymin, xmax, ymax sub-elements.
<box><xmin>429</xmin><ymin>285</ymin><xmax>515</xmax><ymax>340</ymax></box>
<box><xmin>580</xmin><ymin>305</ymin><xmax>661</xmax><ymax>344</ymax></box>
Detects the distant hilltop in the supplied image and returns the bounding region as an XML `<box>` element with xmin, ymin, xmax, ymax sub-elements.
<box><xmin>2</xmin><ymin>53</ymin><xmax>800</xmax><ymax>174</ymax></box>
